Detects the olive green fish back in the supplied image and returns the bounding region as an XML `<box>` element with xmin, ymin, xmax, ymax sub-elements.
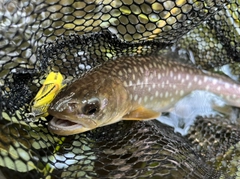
<box><xmin>0</xmin><ymin>0</ymin><xmax>240</xmax><ymax>178</ymax></box>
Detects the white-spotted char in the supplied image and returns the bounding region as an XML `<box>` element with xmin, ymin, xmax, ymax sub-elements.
<box><xmin>48</xmin><ymin>56</ymin><xmax>240</xmax><ymax>135</ymax></box>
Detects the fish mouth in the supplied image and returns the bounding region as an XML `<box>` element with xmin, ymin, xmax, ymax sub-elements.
<box><xmin>48</xmin><ymin>117</ymin><xmax>92</xmax><ymax>136</ymax></box>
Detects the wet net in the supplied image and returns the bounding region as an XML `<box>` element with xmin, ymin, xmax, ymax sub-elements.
<box><xmin>0</xmin><ymin>0</ymin><xmax>240</xmax><ymax>178</ymax></box>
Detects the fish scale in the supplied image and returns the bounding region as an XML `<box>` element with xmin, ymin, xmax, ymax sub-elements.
<box><xmin>48</xmin><ymin>56</ymin><xmax>240</xmax><ymax>136</ymax></box>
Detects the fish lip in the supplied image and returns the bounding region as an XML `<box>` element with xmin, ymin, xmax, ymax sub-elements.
<box><xmin>48</xmin><ymin>117</ymin><xmax>98</xmax><ymax>135</ymax></box>
<box><xmin>51</xmin><ymin>116</ymin><xmax>86</xmax><ymax>127</ymax></box>
<box><xmin>48</xmin><ymin>117</ymin><xmax>85</xmax><ymax>135</ymax></box>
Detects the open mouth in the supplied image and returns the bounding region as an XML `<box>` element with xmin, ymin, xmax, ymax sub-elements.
<box><xmin>48</xmin><ymin>117</ymin><xmax>84</xmax><ymax>135</ymax></box>
<box><xmin>48</xmin><ymin>116</ymin><xmax>98</xmax><ymax>135</ymax></box>
<box><xmin>53</xmin><ymin>118</ymin><xmax>80</xmax><ymax>127</ymax></box>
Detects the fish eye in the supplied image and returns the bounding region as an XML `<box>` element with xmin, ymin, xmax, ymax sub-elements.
<box><xmin>82</xmin><ymin>98</ymin><xmax>100</xmax><ymax>115</ymax></box>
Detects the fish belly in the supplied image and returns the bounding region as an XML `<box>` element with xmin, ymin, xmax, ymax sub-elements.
<box><xmin>156</xmin><ymin>90</ymin><xmax>236</xmax><ymax>136</ymax></box>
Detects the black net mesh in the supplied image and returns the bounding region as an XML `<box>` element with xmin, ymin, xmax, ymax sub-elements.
<box><xmin>0</xmin><ymin>0</ymin><xmax>240</xmax><ymax>178</ymax></box>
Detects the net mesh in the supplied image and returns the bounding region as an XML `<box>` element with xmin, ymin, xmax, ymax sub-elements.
<box><xmin>0</xmin><ymin>0</ymin><xmax>240</xmax><ymax>178</ymax></box>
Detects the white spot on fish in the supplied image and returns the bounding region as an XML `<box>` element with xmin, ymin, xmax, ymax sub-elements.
<box><xmin>149</xmin><ymin>73</ymin><xmax>154</xmax><ymax>79</ymax></box>
<box><xmin>217</xmin><ymin>86</ymin><xmax>221</xmax><ymax>91</ymax></box>
<box><xmin>226</xmin><ymin>95</ymin><xmax>231</xmax><ymax>100</ymax></box>
<box><xmin>144</xmin><ymin>65</ymin><xmax>148</xmax><ymax>71</ymax></box>
<box><xmin>123</xmin><ymin>81</ymin><xmax>128</xmax><ymax>87</ymax></box>
<box><xmin>118</xmin><ymin>71</ymin><xmax>123</xmax><ymax>76</ymax></box>
<box><xmin>178</xmin><ymin>74</ymin><xmax>181</xmax><ymax>80</ymax></box>
<box><xmin>194</xmin><ymin>76</ymin><xmax>198</xmax><ymax>82</ymax></box>
<box><xmin>175</xmin><ymin>90</ymin><xmax>179</xmax><ymax>95</ymax></box>
<box><xmin>140</xmin><ymin>67</ymin><xmax>144</xmax><ymax>73</ymax></box>
<box><xmin>153</xmin><ymin>62</ymin><xmax>157</xmax><ymax>68</ymax></box>
<box><xmin>134</xmin><ymin>66</ymin><xmax>138</xmax><ymax>73</ymax></box>
<box><xmin>232</xmin><ymin>94</ymin><xmax>236</xmax><ymax>99</ymax></box>
<box><xmin>205</xmin><ymin>85</ymin><xmax>210</xmax><ymax>90</ymax></box>
<box><xmin>187</xmin><ymin>82</ymin><xmax>192</xmax><ymax>88</ymax></box>
<box><xmin>165</xmin><ymin>92</ymin><xmax>168</xmax><ymax>98</ymax></box>
<box><xmin>166</xmin><ymin>70</ymin><xmax>169</xmax><ymax>76</ymax></box>
<box><xmin>162</xmin><ymin>65</ymin><xmax>166</xmax><ymax>70</ymax></box>
<box><xmin>129</xmin><ymin>80</ymin><xmax>132</xmax><ymax>86</ymax></box>
<box><xmin>203</xmin><ymin>76</ymin><xmax>208</xmax><ymax>82</ymax></box>
<box><xmin>186</xmin><ymin>75</ymin><xmax>189</xmax><ymax>80</ymax></box>
<box><xmin>150</xmin><ymin>96</ymin><xmax>154</xmax><ymax>101</ymax></box>
<box><xmin>180</xmin><ymin>90</ymin><xmax>184</xmax><ymax>96</ymax></box>
<box><xmin>123</xmin><ymin>68</ymin><xmax>127</xmax><ymax>75</ymax></box>
<box><xmin>152</xmin><ymin>83</ymin><xmax>156</xmax><ymax>89</ymax></box>
<box><xmin>134</xmin><ymin>94</ymin><xmax>138</xmax><ymax>101</ymax></box>
<box><xmin>158</xmin><ymin>73</ymin><xmax>161</xmax><ymax>79</ymax></box>
<box><xmin>198</xmin><ymin>80</ymin><xmax>202</xmax><ymax>85</ymax></box>
<box><xmin>129</xmin><ymin>94</ymin><xmax>133</xmax><ymax>100</ymax></box>
<box><xmin>212</xmin><ymin>79</ymin><xmax>217</xmax><ymax>85</ymax></box>
<box><xmin>224</xmin><ymin>83</ymin><xmax>230</xmax><ymax>89</ymax></box>
<box><xmin>160</xmin><ymin>92</ymin><xmax>163</xmax><ymax>98</ymax></box>
<box><xmin>144</xmin><ymin>96</ymin><xmax>148</xmax><ymax>103</ymax></box>
<box><xmin>155</xmin><ymin>91</ymin><xmax>159</xmax><ymax>97</ymax></box>
<box><xmin>189</xmin><ymin>69</ymin><xmax>193</xmax><ymax>75</ymax></box>
<box><xmin>138</xmin><ymin>97</ymin><xmax>142</xmax><ymax>103</ymax></box>
<box><xmin>132</xmin><ymin>74</ymin><xmax>135</xmax><ymax>80</ymax></box>
<box><xmin>137</xmin><ymin>79</ymin><xmax>141</xmax><ymax>85</ymax></box>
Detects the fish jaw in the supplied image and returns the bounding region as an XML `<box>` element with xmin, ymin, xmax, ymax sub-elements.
<box><xmin>48</xmin><ymin>110</ymin><xmax>99</xmax><ymax>135</ymax></box>
<box><xmin>48</xmin><ymin>117</ymin><xmax>94</xmax><ymax>135</ymax></box>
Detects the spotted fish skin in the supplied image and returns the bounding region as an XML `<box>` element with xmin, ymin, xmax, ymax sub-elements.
<box><xmin>48</xmin><ymin>56</ymin><xmax>240</xmax><ymax>135</ymax></box>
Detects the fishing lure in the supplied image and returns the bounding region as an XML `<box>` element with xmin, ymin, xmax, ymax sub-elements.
<box><xmin>30</xmin><ymin>72</ymin><xmax>65</xmax><ymax>118</ymax></box>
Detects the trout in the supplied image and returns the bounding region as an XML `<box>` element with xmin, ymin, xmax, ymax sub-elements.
<box><xmin>48</xmin><ymin>56</ymin><xmax>240</xmax><ymax>135</ymax></box>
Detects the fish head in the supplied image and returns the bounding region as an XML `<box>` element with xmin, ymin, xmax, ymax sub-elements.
<box><xmin>47</xmin><ymin>73</ymin><xmax>130</xmax><ymax>135</ymax></box>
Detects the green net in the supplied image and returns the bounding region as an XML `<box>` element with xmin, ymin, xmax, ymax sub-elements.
<box><xmin>0</xmin><ymin>0</ymin><xmax>240</xmax><ymax>178</ymax></box>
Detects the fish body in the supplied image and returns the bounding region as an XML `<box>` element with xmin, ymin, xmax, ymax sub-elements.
<box><xmin>48</xmin><ymin>56</ymin><xmax>240</xmax><ymax>135</ymax></box>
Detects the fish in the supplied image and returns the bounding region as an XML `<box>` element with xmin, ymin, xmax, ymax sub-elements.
<box><xmin>47</xmin><ymin>56</ymin><xmax>240</xmax><ymax>136</ymax></box>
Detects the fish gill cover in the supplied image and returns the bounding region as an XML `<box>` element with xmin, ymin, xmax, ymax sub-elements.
<box><xmin>0</xmin><ymin>0</ymin><xmax>240</xmax><ymax>178</ymax></box>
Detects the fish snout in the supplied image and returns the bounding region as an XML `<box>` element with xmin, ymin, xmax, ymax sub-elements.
<box><xmin>48</xmin><ymin>100</ymin><xmax>80</xmax><ymax>116</ymax></box>
<box><xmin>66</xmin><ymin>102</ymin><xmax>79</xmax><ymax>113</ymax></box>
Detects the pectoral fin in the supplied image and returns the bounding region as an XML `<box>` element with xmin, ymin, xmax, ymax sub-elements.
<box><xmin>212</xmin><ymin>104</ymin><xmax>233</xmax><ymax>115</ymax></box>
<box><xmin>122</xmin><ymin>107</ymin><xmax>160</xmax><ymax>120</ymax></box>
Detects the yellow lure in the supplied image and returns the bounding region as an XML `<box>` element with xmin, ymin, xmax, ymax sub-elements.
<box><xmin>30</xmin><ymin>72</ymin><xmax>65</xmax><ymax>118</ymax></box>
